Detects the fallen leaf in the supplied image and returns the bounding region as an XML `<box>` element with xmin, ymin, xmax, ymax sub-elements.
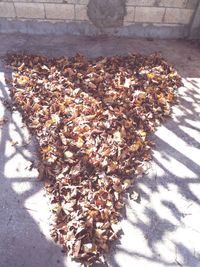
<box><xmin>0</xmin><ymin>116</ymin><xmax>8</xmax><ymax>125</ymax></box>
<box><xmin>5</xmin><ymin>52</ymin><xmax>181</xmax><ymax>265</ymax></box>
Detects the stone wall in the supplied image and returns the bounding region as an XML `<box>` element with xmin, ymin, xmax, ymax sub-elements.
<box><xmin>0</xmin><ymin>0</ymin><xmax>199</xmax><ymax>38</ymax></box>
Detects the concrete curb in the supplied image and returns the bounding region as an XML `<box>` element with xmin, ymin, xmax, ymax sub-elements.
<box><xmin>0</xmin><ymin>19</ymin><xmax>189</xmax><ymax>39</ymax></box>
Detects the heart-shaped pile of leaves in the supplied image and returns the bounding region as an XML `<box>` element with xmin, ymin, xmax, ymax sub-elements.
<box><xmin>5</xmin><ymin>53</ymin><xmax>181</xmax><ymax>265</ymax></box>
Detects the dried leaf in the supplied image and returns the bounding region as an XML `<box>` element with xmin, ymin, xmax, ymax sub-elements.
<box><xmin>5</xmin><ymin>52</ymin><xmax>181</xmax><ymax>265</ymax></box>
<box><xmin>0</xmin><ymin>116</ymin><xmax>8</xmax><ymax>125</ymax></box>
<box><xmin>73</xmin><ymin>240</ymin><xmax>82</xmax><ymax>258</ymax></box>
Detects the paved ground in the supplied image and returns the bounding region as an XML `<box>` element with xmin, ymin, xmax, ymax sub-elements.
<box><xmin>0</xmin><ymin>34</ymin><xmax>200</xmax><ymax>267</ymax></box>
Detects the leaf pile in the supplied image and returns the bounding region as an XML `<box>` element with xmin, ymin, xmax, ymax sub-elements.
<box><xmin>6</xmin><ymin>53</ymin><xmax>181</xmax><ymax>265</ymax></box>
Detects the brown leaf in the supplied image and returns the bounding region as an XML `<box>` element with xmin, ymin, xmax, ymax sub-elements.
<box><xmin>0</xmin><ymin>116</ymin><xmax>8</xmax><ymax>125</ymax></box>
<box><xmin>73</xmin><ymin>240</ymin><xmax>81</xmax><ymax>258</ymax></box>
<box><xmin>5</xmin><ymin>52</ymin><xmax>181</xmax><ymax>265</ymax></box>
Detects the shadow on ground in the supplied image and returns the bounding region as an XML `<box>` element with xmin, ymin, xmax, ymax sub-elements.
<box><xmin>106</xmin><ymin>77</ymin><xmax>200</xmax><ymax>267</ymax></box>
<box><xmin>0</xmin><ymin>34</ymin><xmax>200</xmax><ymax>267</ymax></box>
<box><xmin>0</xmin><ymin>67</ymin><xmax>67</xmax><ymax>267</ymax></box>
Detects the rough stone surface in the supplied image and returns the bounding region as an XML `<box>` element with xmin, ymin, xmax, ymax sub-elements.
<box><xmin>164</xmin><ymin>8</ymin><xmax>193</xmax><ymax>24</ymax></box>
<box><xmin>187</xmin><ymin>0</ymin><xmax>199</xmax><ymax>9</ymax></box>
<box><xmin>0</xmin><ymin>0</ymin><xmax>199</xmax><ymax>38</ymax></box>
<box><xmin>75</xmin><ymin>4</ymin><xmax>88</xmax><ymax>21</ymax></box>
<box><xmin>0</xmin><ymin>17</ymin><xmax>190</xmax><ymax>38</ymax></box>
<box><xmin>14</xmin><ymin>3</ymin><xmax>45</xmax><ymax>19</ymax></box>
<box><xmin>0</xmin><ymin>34</ymin><xmax>200</xmax><ymax>267</ymax></box>
<box><xmin>124</xmin><ymin>6</ymin><xmax>135</xmax><ymax>22</ymax></box>
<box><xmin>126</xmin><ymin>0</ymin><xmax>156</xmax><ymax>6</ymax></box>
<box><xmin>45</xmin><ymin>3</ymin><xmax>75</xmax><ymax>20</ymax></box>
<box><xmin>189</xmin><ymin>1</ymin><xmax>200</xmax><ymax>38</ymax></box>
<box><xmin>87</xmin><ymin>0</ymin><xmax>126</xmax><ymax>28</ymax></box>
<box><xmin>0</xmin><ymin>2</ymin><xmax>15</xmax><ymax>18</ymax></box>
<box><xmin>135</xmin><ymin>7</ymin><xmax>165</xmax><ymax>23</ymax></box>
<box><xmin>157</xmin><ymin>0</ymin><xmax>188</xmax><ymax>8</ymax></box>
<box><xmin>66</xmin><ymin>0</ymin><xmax>89</xmax><ymax>4</ymax></box>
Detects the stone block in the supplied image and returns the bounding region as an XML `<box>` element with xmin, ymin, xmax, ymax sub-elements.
<box><xmin>14</xmin><ymin>3</ymin><xmax>45</xmax><ymax>19</ymax></box>
<box><xmin>164</xmin><ymin>8</ymin><xmax>193</xmax><ymax>24</ymax></box>
<box><xmin>12</xmin><ymin>0</ymin><xmax>63</xmax><ymax>2</ymax></box>
<box><xmin>0</xmin><ymin>2</ymin><xmax>15</xmax><ymax>18</ymax></box>
<box><xmin>124</xmin><ymin>6</ymin><xmax>135</xmax><ymax>22</ymax></box>
<box><xmin>123</xmin><ymin>21</ymin><xmax>135</xmax><ymax>26</ymax></box>
<box><xmin>126</xmin><ymin>0</ymin><xmax>155</xmax><ymax>6</ymax></box>
<box><xmin>34</xmin><ymin>0</ymin><xmax>63</xmax><ymax>2</ymax></box>
<box><xmin>64</xmin><ymin>0</ymin><xmax>89</xmax><ymax>4</ymax></box>
<box><xmin>154</xmin><ymin>23</ymin><xmax>181</xmax><ymax>27</ymax></box>
<box><xmin>157</xmin><ymin>0</ymin><xmax>187</xmax><ymax>8</ymax></box>
<box><xmin>75</xmin><ymin>4</ymin><xmax>88</xmax><ymax>21</ymax></box>
<box><xmin>135</xmin><ymin>7</ymin><xmax>165</xmax><ymax>23</ymax></box>
<box><xmin>45</xmin><ymin>4</ymin><xmax>75</xmax><ymax>20</ymax></box>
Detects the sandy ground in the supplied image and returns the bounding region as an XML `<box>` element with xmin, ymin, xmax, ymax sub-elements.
<box><xmin>0</xmin><ymin>34</ymin><xmax>200</xmax><ymax>267</ymax></box>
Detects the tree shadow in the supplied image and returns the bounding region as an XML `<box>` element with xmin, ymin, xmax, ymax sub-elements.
<box><xmin>0</xmin><ymin>67</ymin><xmax>67</xmax><ymax>267</ymax></box>
<box><xmin>1</xmin><ymin>35</ymin><xmax>200</xmax><ymax>267</ymax></box>
<box><xmin>102</xmin><ymin>76</ymin><xmax>200</xmax><ymax>266</ymax></box>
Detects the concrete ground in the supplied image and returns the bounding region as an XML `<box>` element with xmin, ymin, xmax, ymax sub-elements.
<box><xmin>0</xmin><ymin>34</ymin><xmax>200</xmax><ymax>267</ymax></box>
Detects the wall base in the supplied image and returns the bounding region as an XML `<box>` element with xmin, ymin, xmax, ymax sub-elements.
<box><xmin>0</xmin><ymin>19</ymin><xmax>190</xmax><ymax>39</ymax></box>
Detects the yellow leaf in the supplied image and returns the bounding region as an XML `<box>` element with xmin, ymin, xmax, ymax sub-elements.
<box><xmin>76</xmin><ymin>137</ymin><xmax>84</xmax><ymax>148</ymax></box>
<box><xmin>51</xmin><ymin>203</ymin><xmax>62</xmax><ymax>214</ymax></box>
<box><xmin>17</xmin><ymin>76</ymin><xmax>29</xmax><ymax>86</ymax></box>
<box><xmin>107</xmin><ymin>161</ymin><xmax>118</xmax><ymax>173</ymax></box>
<box><xmin>45</xmin><ymin>119</ymin><xmax>54</xmax><ymax>128</ymax></box>
<box><xmin>147</xmin><ymin>73</ymin><xmax>155</xmax><ymax>79</ymax></box>
<box><xmin>42</xmin><ymin>145</ymin><xmax>52</xmax><ymax>154</ymax></box>
<box><xmin>123</xmin><ymin>179</ymin><xmax>132</xmax><ymax>189</ymax></box>
<box><xmin>130</xmin><ymin>141</ymin><xmax>141</xmax><ymax>152</ymax></box>
<box><xmin>139</xmin><ymin>130</ymin><xmax>147</xmax><ymax>137</ymax></box>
